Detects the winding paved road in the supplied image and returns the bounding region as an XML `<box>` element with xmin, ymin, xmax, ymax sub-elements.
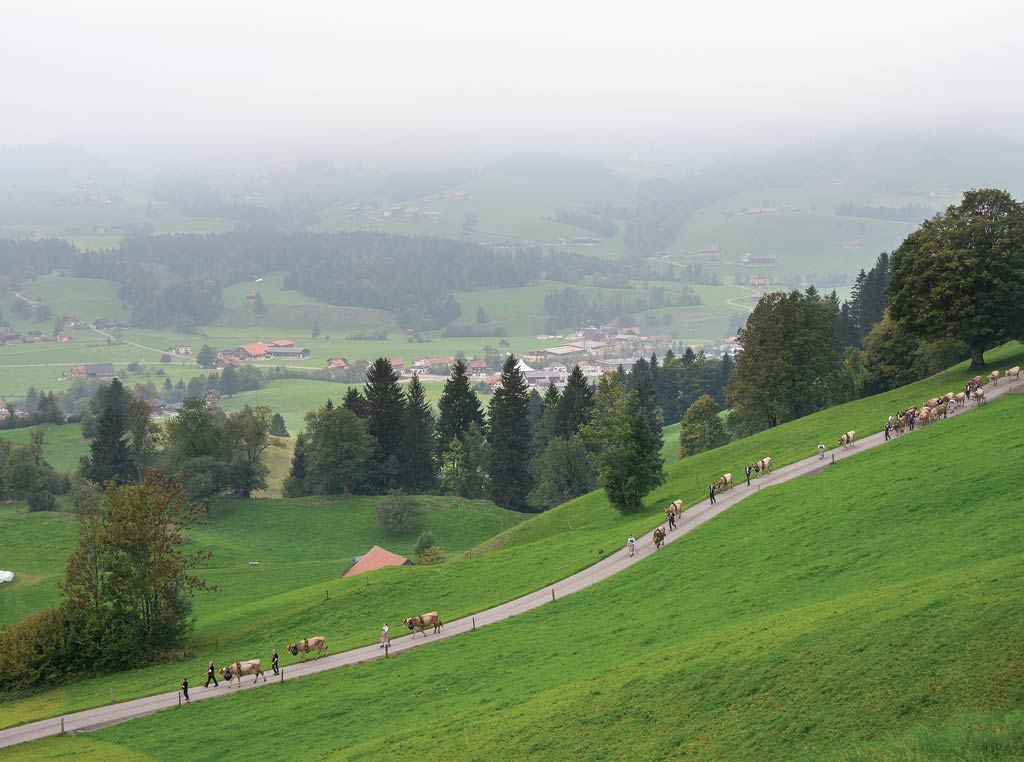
<box><xmin>0</xmin><ymin>375</ymin><xmax>1018</xmax><ymax>749</ymax></box>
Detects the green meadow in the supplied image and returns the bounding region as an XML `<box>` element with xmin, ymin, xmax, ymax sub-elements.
<box><xmin>6</xmin><ymin>353</ymin><xmax>1023</xmax><ymax>760</ymax></box>
<box><xmin>0</xmin><ymin>343</ymin><xmax>1020</xmax><ymax>738</ymax></box>
<box><xmin>0</xmin><ymin>424</ymin><xmax>89</xmax><ymax>473</ymax></box>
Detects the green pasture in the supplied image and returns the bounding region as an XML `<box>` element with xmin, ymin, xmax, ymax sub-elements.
<box><xmin>0</xmin><ymin>343</ymin><xmax>1020</xmax><ymax>735</ymax></box>
<box><xmin>0</xmin><ymin>424</ymin><xmax>88</xmax><ymax>473</ymax></box>
<box><xmin>9</xmin><ymin>361</ymin><xmax>1024</xmax><ymax>760</ymax></box>
<box><xmin>0</xmin><ymin>493</ymin><xmax>527</xmax><ymax>705</ymax></box>
<box><xmin>314</xmin><ymin>171</ymin><xmax>634</xmax><ymax>258</ymax></box>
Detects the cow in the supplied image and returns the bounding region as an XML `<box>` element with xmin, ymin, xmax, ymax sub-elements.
<box><xmin>716</xmin><ymin>473</ymin><xmax>733</xmax><ymax>491</ymax></box>
<box><xmin>1007</xmin><ymin>366</ymin><xmax>1021</xmax><ymax>381</ymax></box>
<box><xmin>404</xmin><ymin>611</ymin><xmax>442</xmax><ymax>637</ymax></box>
<box><xmin>838</xmin><ymin>431</ymin><xmax>855</xmax><ymax>448</ymax></box>
<box><xmin>971</xmin><ymin>387</ymin><xmax>986</xmax><ymax>405</ymax></box>
<box><xmin>933</xmin><ymin>402</ymin><xmax>948</xmax><ymax>419</ymax></box>
<box><xmin>953</xmin><ymin>392</ymin><xmax>966</xmax><ymax>409</ymax></box>
<box><xmin>220</xmin><ymin>659</ymin><xmax>266</xmax><ymax>688</ymax></box>
<box><xmin>893</xmin><ymin>416</ymin><xmax>906</xmax><ymax>436</ymax></box>
<box><xmin>287</xmin><ymin>636</ymin><xmax>327</xmax><ymax>662</ymax></box>
<box><xmin>653</xmin><ymin>526</ymin><xmax>666</xmax><ymax>550</ymax></box>
<box><xmin>753</xmin><ymin>457</ymin><xmax>772</xmax><ymax>475</ymax></box>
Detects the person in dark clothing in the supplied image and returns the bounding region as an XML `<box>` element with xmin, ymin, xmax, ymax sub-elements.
<box><xmin>745</xmin><ymin>465</ymin><xmax>752</xmax><ymax>486</ymax></box>
<box><xmin>884</xmin><ymin>421</ymin><xmax>891</xmax><ymax>441</ymax></box>
<box><xmin>182</xmin><ymin>676</ymin><xmax>190</xmax><ymax>702</ymax></box>
<box><xmin>205</xmin><ymin>661</ymin><xmax>218</xmax><ymax>687</ymax></box>
<box><xmin>667</xmin><ymin>507</ymin><xmax>677</xmax><ymax>531</ymax></box>
<box><xmin>272</xmin><ymin>648</ymin><xmax>279</xmax><ymax>675</ymax></box>
<box><xmin>709</xmin><ymin>483</ymin><xmax>716</xmax><ymax>505</ymax></box>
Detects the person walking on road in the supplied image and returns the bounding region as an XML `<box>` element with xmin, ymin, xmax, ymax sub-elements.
<box><xmin>181</xmin><ymin>676</ymin><xmax>190</xmax><ymax>703</ymax></box>
<box><xmin>627</xmin><ymin>535</ymin><xmax>636</xmax><ymax>557</ymax></box>
<box><xmin>709</xmin><ymin>483</ymin><xmax>716</xmax><ymax>505</ymax></box>
<box><xmin>271</xmin><ymin>648</ymin><xmax>279</xmax><ymax>675</ymax></box>
<box><xmin>745</xmin><ymin>464</ymin><xmax>752</xmax><ymax>486</ymax></box>
<box><xmin>884</xmin><ymin>420</ymin><xmax>891</xmax><ymax>441</ymax></box>
<box><xmin>818</xmin><ymin>442</ymin><xmax>825</xmax><ymax>460</ymax></box>
<box><xmin>667</xmin><ymin>506</ymin><xmax>677</xmax><ymax>531</ymax></box>
<box><xmin>380</xmin><ymin>623</ymin><xmax>390</xmax><ymax>648</ymax></box>
<box><xmin>204</xmin><ymin>661</ymin><xmax>218</xmax><ymax>688</ymax></box>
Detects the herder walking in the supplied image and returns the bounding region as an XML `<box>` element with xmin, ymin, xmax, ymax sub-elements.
<box><xmin>709</xmin><ymin>483</ymin><xmax>716</xmax><ymax>505</ymax></box>
<box><xmin>745</xmin><ymin>464</ymin><xmax>752</xmax><ymax>486</ymax></box>
<box><xmin>204</xmin><ymin>660</ymin><xmax>218</xmax><ymax>688</ymax></box>
<box><xmin>667</xmin><ymin>506</ymin><xmax>677</xmax><ymax>531</ymax></box>
<box><xmin>380</xmin><ymin>623</ymin><xmax>390</xmax><ymax>648</ymax></box>
<box><xmin>181</xmin><ymin>676</ymin><xmax>190</xmax><ymax>703</ymax></box>
<box><xmin>271</xmin><ymin>648</ymin><xmax>279</xmax><ymax>675</ymax></box>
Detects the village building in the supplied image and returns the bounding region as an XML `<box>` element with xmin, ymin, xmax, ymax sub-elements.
<box><xmin>73</xmin><ymin>363</ymin><xmax>116</xmax><ymax>378</ymax></box>
<box><xmin>239</xmin><ymin>342</ymin><xmax>269</xmax><ymax>359</ymax></box>
<box><xmin>343</xmin><ymin>546</ymin><xmax>413</xmax><ymax>578</ymax></box>
<box><xmin>264</xmin><ymin>346</ymin><xmax>310</xmax><ymax>359</ymax></box>
<box><xmin>56</xmin><ymin>331</ymin><xmax>72</xmax><ymax>343</ymax></box>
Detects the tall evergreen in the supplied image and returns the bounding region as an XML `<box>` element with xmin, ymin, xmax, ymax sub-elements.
<box><xmin>532</xmin><ymin>383</ymin><xmax>561</xmax><ymax>453</ymax></box>
<box><xmin>342</xmin><ymin>387</ymin><xmax>368</xmax><ymax>418</ymax></box>
<box><xmin>87</xmin><ymin>404</ymin><xmax>133</xmax><ymax>486</ymax></box>
<box><xmin>435</xmin><ymin>359</ymin><xmax>484</xmax><ymax>457</ymax></box>
<box><xmin>363</xmin><ymin>357</ymin><xmax>406</xmax><ymax>492</ymax></box>
<box><xmin>554</xmin><ymin>365</ymin><xmax>594</xmax><ymax>439</ymax></box>
<box><xmin>487</xmin><ymin>355</ymin><xmax>533</xmax><ymax>511</ymax></box>
<box><xmin>400</xmin><ymin>373</ymin><xmax>436</xmax><ymax>492</ymax></box>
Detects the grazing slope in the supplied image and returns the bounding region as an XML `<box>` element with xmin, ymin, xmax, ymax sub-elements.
<box><xmin>7</xmin><ymin>370</ymin><xmax>1023</xmax><ymax>760</ymax></box>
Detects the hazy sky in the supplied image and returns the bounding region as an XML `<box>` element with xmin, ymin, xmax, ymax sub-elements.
<box><xmin>3</xmin><ymin>0</ymin><xmax>1022</xmax><ymax>163</ymax></box>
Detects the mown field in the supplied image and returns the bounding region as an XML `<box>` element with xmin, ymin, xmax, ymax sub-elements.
<box><xmin>6</xmin><ymin>353</ymin><xmax>1023</xmax><ymax>760</ymax></box>
<box><xmin>0</xmin><ymin>343</ymin><xmax>1020</xmax><ymax>738</ymax></box>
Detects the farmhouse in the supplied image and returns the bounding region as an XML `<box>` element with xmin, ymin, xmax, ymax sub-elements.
<box><xmin>269</xmin><ymin>340</ymin><xmax>293</xmax><ymax>348</ymax></box>
<box><xmin>56</xmin><ymin>331</ymin><xmax>71</xmax><ymax>343</ymax></box>
<box><xmin>0</xmin><ymin>330</ymin><xmax>22</xmax><ymax>344</ymax></box>
<box><xmin>74</xmin><ymin>363</ymin><xmax>116</xmax><ymax>378</ymax></box>
<box><xmin>94</xmin><ymin>318</ymin><xmax>129</xmax><ymax>330</ymax></box>
<box><xmin>239</xmin><ymin>342</ymin><xmax>269</xmax><ymax>359</ymax></box>
<box><xmin>172</xmin><ymin>344</ymin><xmax>192</xmax><ymax>356</ymax></box>
<box><xmin>327</xmin><ymin>357</ymin><xmax>348</xmax><ymax>369</ymax></box>
<box><xmin>265</xmin><ymin>346</ymin><xmax>310</xmax><ymax>359</ymax></box>
<box><xmin>740</xmin><ymin>253</ymin><xmax>777</xmax><ymax>266</ymax></box>
<box><xmin>343</xmin><ymin>546</ymin><xmax>412</xmax><ymax>578</ymax></box>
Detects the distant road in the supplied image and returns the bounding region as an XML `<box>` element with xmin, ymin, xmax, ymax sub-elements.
<box><xmin>0</xmin><ymin>374</ymin><xmax>1018</xmax><ymax>749</ymax></box>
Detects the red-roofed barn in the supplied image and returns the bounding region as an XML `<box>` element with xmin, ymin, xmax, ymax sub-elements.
<box><xmin>342</xmin><ymin>545</ymin><xmax>413</xmax><ymax>578</ymax></box>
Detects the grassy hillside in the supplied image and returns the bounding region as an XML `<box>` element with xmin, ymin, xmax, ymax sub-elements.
<box><xmin>1</xmin><ymin>343</ymin><xmax>1020</xmax><ymax>738</ymax></box>
<box><xmin>0</xmin><ymin>424</ymin><xmax>89</xmax><ymax>473</ymax></box>
<box><xmin>8</xmin><ymin>358</ymin><xmax>1024</xmax><ymax>760</ymax></box>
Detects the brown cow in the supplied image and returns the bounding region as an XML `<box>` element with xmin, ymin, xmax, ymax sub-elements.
<box><xmin>653</xmin><ymin>526</ymin><xmax>666</xmax><ymax>550</ymax></box>
<box><xmin>838</xmin><ymin>431</ymin><xmax>855</xmax><ymax>448</ymax></box>
<box><xmin>220</xmin><ymin>659</ymin><xmax>266</xmax><ymax>687</ymax></box>
<box><xmin>716</xmin><ymin>473</ymin><xmax>733</xmax><ymax>491</ymax></box>
<box><xmin>753</xmin><ymin>457</ymin><xmax>772</xmax><ymax>475</ymax></box>
<box><xmin>1007</xmin><ymin>366</ymin><xmax>1021</xmax><ymax>381</ymax></box>
<box><xmin>287</xmin><ymin>636</ymin><xmax>327</xmax><ymax>662</ymax></box>
<box><xmin>404</xmin><ymin>611</ymin><xmax>442</xmax><ymax>637</ymax></box>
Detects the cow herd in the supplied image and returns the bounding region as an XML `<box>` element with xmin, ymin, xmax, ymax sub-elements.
<box><xmin>209</xmin><ymin>616</ymin><xmax>444</xmax><ymax>691</ymax></box>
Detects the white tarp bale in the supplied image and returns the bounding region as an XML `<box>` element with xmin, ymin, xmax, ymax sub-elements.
<box><xmin>0</xmin><ymin>571</ymin><xmax>14</xmax><ymax>584</ymax></box>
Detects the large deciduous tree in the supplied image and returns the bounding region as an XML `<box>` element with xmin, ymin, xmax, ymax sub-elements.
<box><xmin>584</xmin><ymin>373</ymin><xmax>665</xmax><ymax>514</ymax></box>
<box><xmin>222</xmin><ymin>405</ymin><xmax>279</xmax><ymax>498</ymax></box>
<box><xmin>726</xmin><ymin>290</ymin><xmax>845</xmax><ymax>436</ymax></box>
<box><xmin>678</xmin><ymin>394</ymin><xmax>729</xmax><ymax>458</ymax></box>
<box><xmin>486</xmin><ymin>355</ymin><xmax>533</xmax><ymax>511</ymax></box>
<box><xmin>889</xmin><ymin>188</ymin><xmax>1024</xmax><ymax>367</ymax></box>
<box><xmin>301</xmin><ymin>402</ymin><xmax>374</xmax><ymax>494</ymax></box>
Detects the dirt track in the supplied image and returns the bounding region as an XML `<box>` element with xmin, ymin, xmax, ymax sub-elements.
<box><xmin>0</xmin><ymin>376</ymin><xmax>1016</xmax><ymax>749</ymax></box>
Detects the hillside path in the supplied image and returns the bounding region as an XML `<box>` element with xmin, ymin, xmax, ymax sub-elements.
<box><xmin>0</xmin><ymin>375</ymin><xmax>1018</xmax><ymax>749</ymax></box>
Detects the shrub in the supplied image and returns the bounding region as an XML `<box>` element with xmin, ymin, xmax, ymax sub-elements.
<box><xmin>416</xmin><ymin>544</ymin><xmax>445</xmax><ymax>565</ymax></box>
<box><xmin>375</xmin><ymin>493</ymin><xmax>422</xmax><ymax>533</ymax></box>
<box><xmin>26</xmin><ymin>490</ymin><xmax>57</xmax><ymax>512</ymax></box>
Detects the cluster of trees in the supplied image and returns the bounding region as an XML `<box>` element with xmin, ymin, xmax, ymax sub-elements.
<box><xmin>0</xmin><ymin>431</ymin><xmax>67</xmax><ymax>512</ymax></box>
<box><xmin>72</xmin><ymin>230</ymin><xmax>632</xmax><ymax>332</ymax></box>
<box><xmin>724</xmin><ymin>189</ymin><xmax>1024</xmax><ymax>433</ymax></box>
<box><xmin>0</xmin><ymin>390</ymin><xmax>64</xmax><ymax>430</ymax></box>
<box><xmin>543</xmin><ymin>285</ymin><xmax>700</xmax><ymax>332</ymax></box>
<box><xmin>288</xmin><ymin>355</ymin><xmax>675</xmax><ymax>515</ymax></box>
<box><xmin>835</xmin><ymin>202</ymin><xmax>933</xmax><ymax>223</ymax></box>
<box><xmin>80</xmin><ymin>378</ymin><xmax>281</xmax><ymax>499</ymax></box>
<box><xmin>553</xmin><ymin>209</ymin><xmax>618</xmax><ymax>237</ymax></box>
<box><xmin>0</xmin><ymin>473</ymin><xmax>211</xmax><ymax>692</ymax></box>
<box><xmin>0</xmin><ymin>238</ymin><xmax>77</xmax><ymax>281</ymax></box>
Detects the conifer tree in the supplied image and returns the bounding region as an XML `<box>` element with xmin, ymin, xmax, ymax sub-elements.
<box><xmin>363</xmin><ymin>357</ymin><xmax>406</xmax><ymax>492</ymax></box>
<box><xmin>554</xmin><ymin>365</ymin><xmax>594</xmax><ymax>439</ymax></box>
<box><xmin>436</xmin><ymin>358</ymin><xmax>484</xmax><ymax>458</ymax></box>
<box><xmin>487</xmin><ymin>355</ymin><xmax>533</xmax><ymax>511</ymax></box>
<box><xmin>400</xmin><ymin>373</ymin><xmax>436</xmax><ymax>491</ymax></box>
<box><xmin>87</xmin><ymin>405</ymin><xmax>133</xmax><ymax>486</ymax></box>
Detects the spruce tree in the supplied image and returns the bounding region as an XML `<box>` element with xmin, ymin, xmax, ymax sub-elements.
<box><xmin>219</xmin><ymin>365</ymin><xmax>239</xmax><ymax>397</ymax></box>
<box><xmin>487</xmin><ymin>355</ymin><xmax>533</xmax><ymax>511</ymax></box>
<box><xmin>554</xmin><ymin>365</ymin><xmax>594</xmax><ymax>439</ymax></box>
<box><xmin>532</xmin><ymin>383</ymin><xmax>560</xmax><ymax>453</ymax></box>
<box><xmin>342</xmin><ymin>387</ymin><xmax>368</xmax><ymax>418</ymax></box>
<box><xmin>436</xmin><ymin>359</ymin><xmax>484</xmax><ymax>458</ymax></box>
<box><xmin>363</xmin><ymin>357</ymin><xmax>406</xmax><ymax>492</ymax></box>
<box><xmin>87</xmin><ymin>404</ymin><xmax>134</xmax><ymax>486</ymax></box>
<box><xmin>400</xmin><ymin>373</ymin><xmax>436</xmax><ymax>491</ymax></box>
